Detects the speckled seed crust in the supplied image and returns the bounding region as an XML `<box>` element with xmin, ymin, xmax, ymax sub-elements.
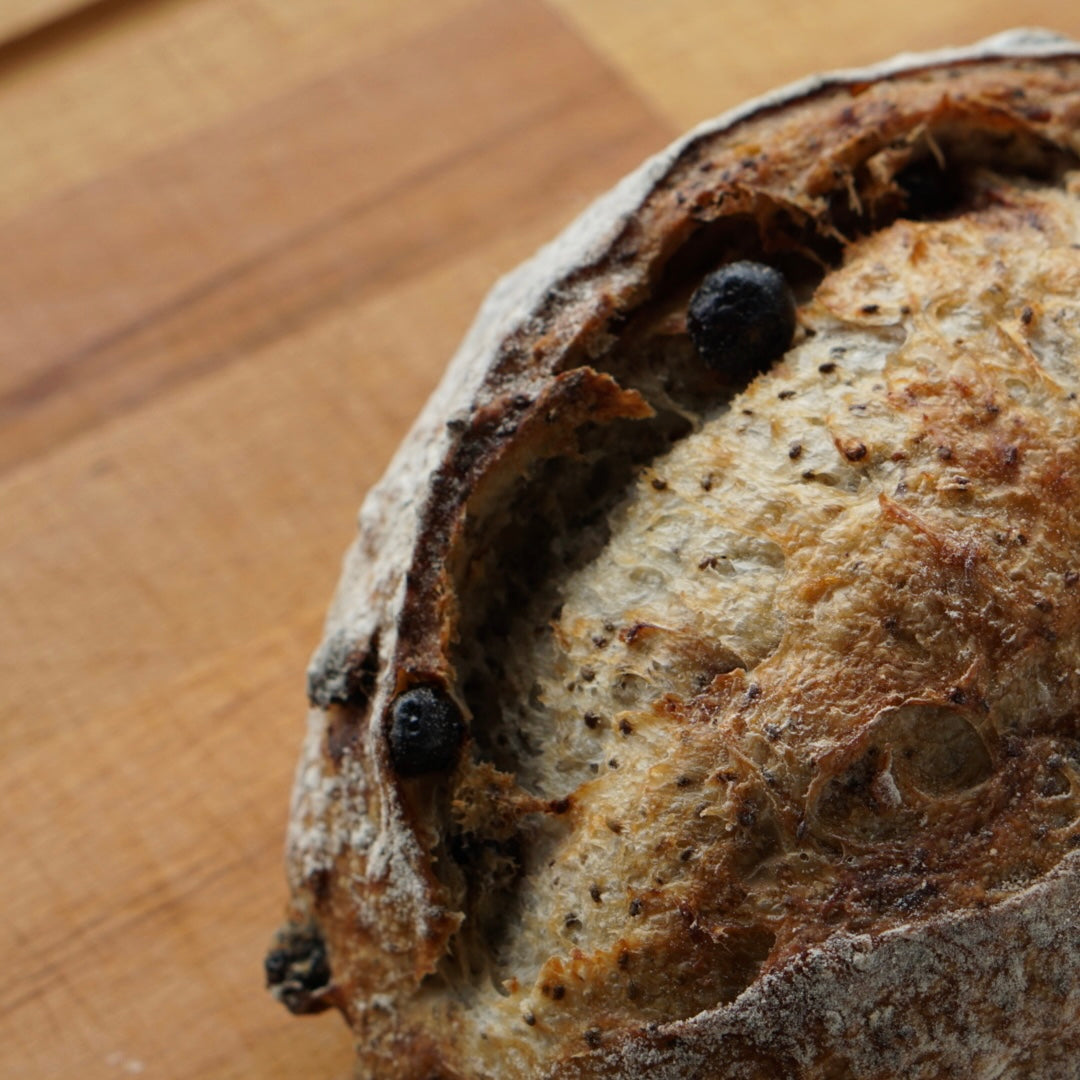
<box><xmin>272</xmin><ymin>31</ymin><xmax>1080</xmax><ymax>1080</ymax></box>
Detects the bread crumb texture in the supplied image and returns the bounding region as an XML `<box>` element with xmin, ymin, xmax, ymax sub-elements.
<box><xmin>278</xmin><ymin>53</ymin><xmax>1080</xmax><ymax>1080</ymax></box>
<box><xmin>467</xmin><ymin>171</ymin><xmax>1080</xmax><ymax>1075</ymax></box>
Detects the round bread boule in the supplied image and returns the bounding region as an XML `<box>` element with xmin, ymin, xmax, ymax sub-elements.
<box><xmin>268</xmin><ymin>30</ymin><xmax>1080</xmax><ymax>1080</ymax></box>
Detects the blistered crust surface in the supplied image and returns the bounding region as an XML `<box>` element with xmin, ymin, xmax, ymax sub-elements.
<box><xmin>486</xmin><ymin>174</ymin><xmax>1080</xmax><ymax>1059</ymax></box>
<box><xmin>551</xmin><ymin>852</ymin><xmax>1080</xmax><ymax>1079</ymax></box>
<box><xmin>276</xmin><ymin>33</ymin><xmax>1080</xmax><ymax>1080</ymax></box>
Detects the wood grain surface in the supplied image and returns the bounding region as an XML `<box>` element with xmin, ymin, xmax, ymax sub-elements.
<box><xmin>3</xmin><ymin>2</ymin><xmax>1078</xmax><ymax>1077</ymax></box>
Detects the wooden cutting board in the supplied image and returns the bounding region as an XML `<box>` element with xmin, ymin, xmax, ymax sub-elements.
<box><xmin>3</xmin><ymin>2</ymin><xmax>1077</xmax><ymax>1077</ymax></box>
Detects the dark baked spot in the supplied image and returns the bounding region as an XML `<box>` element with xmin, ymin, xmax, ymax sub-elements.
<box><xmin>687</xmin><ymin>261</ymin><xmax>796</xmax><ymax>372</ymax></box>
<box><xmin>387</xmin><ymin>686</ymin><xmax>465</xmax><ymax>777</ymax></box>
<box><xmin>264</xmin><ymin>948</ymin><xmax>290</xmax><ymax>985</ymax></box>
<box><xmin>265</xmin><ymin>923</ymin><xmax>332</xmax><ymax>1015</ymax></box>
<box><xmin>584</xmin><ymin>1028</ymin><xmax>603</xmax><ymax>1048</ymax></box>
<box><xmin>895</xmin><ymin>880</ymin><xmax>939</xmax><ymax>912</ymax></box>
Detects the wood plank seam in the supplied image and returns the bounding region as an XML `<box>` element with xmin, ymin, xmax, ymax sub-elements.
<box><xmin>0</xmin><ymin>70</ymin><xmax>655</xmax><ymax>477</ymax></box>
<box><xmin>539</xmin><ymin>0</ymin><xmax>676</xmax><ymax>140</ymax></box>
<box><xmin>0</xmin><ymin>0</ymin><xmax>178</xmax><ymax>70</ymax></box>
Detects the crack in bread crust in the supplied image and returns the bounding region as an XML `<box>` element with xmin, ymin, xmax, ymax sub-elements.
<box><xmin>275</xmin><ymin>35</ymin><xmax>1080</xmax><ymax>1080</ymax></box>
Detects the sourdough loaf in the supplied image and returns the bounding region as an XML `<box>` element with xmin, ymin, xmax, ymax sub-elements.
<box><xmin>268</xmin><ymin>31</ymin><xmax>1080</xmax><ymax>1079</ymax></box>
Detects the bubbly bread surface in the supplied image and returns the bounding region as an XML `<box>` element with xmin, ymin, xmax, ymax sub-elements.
<box><xmin>270</xmin><ymin>38</ymin><xmax>1080</xmax><ymax>1080</ymax></box>
<box><xmin>480</xmin><ymin>171</ymin><xmax>1080</xmax><ymax>1048</ymax></box>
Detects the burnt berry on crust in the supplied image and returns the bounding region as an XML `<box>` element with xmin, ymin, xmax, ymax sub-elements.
<box><xmin>387</xmin><ymin>686</ymin><xmax>465</xmax><ymax>777</ymax></box>
<box><xmin>686</xmin><ymin>261</ymin><xmax>796</xmax><ymax>372</ymax></box>
<box><xmin>264</xmin><ymin>923</ymin><xmax>332</xmax><ymax>1016</ymax></box>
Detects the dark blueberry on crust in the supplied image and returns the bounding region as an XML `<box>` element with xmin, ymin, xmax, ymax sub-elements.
<box><xmin>687</xmin><ymin>261</ymin><xmax>796</xmax><ymax>372</ymax></box>
<box><xmin>265</xmin><ymin>923</ymin><xmax>332</xmax><ymax>1015</ymax></box>
<box><xmin>264</xmin><ymin>948</ymin><xmax>291</xmax><ymax>985</ymax></box>
<box><xmin>388</xmin><ymin>686</ymin><xmax>465</xmax><ymax>777</ymax></box>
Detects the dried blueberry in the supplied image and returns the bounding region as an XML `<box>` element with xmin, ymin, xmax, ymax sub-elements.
<box><xmin>687</xmin><ymin>261</ymin><xmax>796</xmax><ymax>372</ymax></box>
<box><xmin>388</xmin><ymin>686</ymin><xmax>464</xmax><ymax>777</ymax></box>
<box><xmin>264</xmin><ymin>947</ymin><xmax>291</xmax><ymax>985</ymax></box>
<box><xmin>265</xmin><ymin>923</ymin><xmax>332</xmax><ymax>1015</ymax></box>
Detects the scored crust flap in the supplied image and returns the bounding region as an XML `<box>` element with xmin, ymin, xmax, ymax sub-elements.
<box><xmin>270</xmin><ymin>29</ymin><xmax>1080</xmax><ymax>1080</ymax></box>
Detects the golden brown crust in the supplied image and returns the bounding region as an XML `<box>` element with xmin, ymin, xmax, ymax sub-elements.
<box><xmin>272</xmin><ymin>33</ymin><xmax>1080</xmax><ymax>1079</ymax></box>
